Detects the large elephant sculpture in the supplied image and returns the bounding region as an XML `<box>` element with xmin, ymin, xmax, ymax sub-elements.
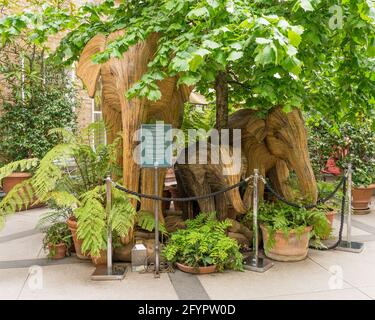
<box><xmin>76</xmin><ymin>31</ymin><xmax>192</xmax><ymax>225</ymax></box>
<box><xmin>175</xmin><ymin>107</ymin><xmax>318</xmax><ymax>219</ymax></box>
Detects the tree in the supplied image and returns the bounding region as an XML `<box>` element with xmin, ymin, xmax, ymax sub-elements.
<box><xmin>0</xmin><ymin>0</ymin><xmax>374</xmax><ymax>127</ymax></box>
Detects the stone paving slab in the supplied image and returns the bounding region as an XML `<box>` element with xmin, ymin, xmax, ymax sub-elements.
<box><xmin>197</xmin><ymin>257</ymin><xmax>352</xmax><ymax>300</ymax></box>
<box><xmin>18</xmin><ymin>264</ymin><xmax>178</xmax><ymax>300</ymax></box>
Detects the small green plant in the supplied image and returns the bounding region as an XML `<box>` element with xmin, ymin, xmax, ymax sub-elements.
<box><xmin>42</xmin><ymin>222</ymin><xmax>72</xmax><ymax>258</ymax></box>
<box><xmin>258</xmin><ymin>202</ymin><xmax>331</xmax><ymax>251</ymax></box>
<box><xmin>162</xmin><ymin>212</ymin><xmax>243</xmax><ymax>272</ymax></box>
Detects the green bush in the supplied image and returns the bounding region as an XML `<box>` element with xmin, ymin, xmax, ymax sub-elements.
<box><xmin>162</xmin><ymin>212</ymin><xmax>243</xmax><ymax>271</ymax></box>
<box><xmin>307</xmin><ymin>115</ymin><xmax>375</xmax><ymax>187</ymax></box>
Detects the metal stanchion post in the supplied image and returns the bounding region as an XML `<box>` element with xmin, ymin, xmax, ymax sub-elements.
<box><xmin>336</xmin><ymin>164</ymin><xmax>364</xmax><ymax>253</ymax></box>
<box><xmin>244</xmin><ymin>169</ymin><xmax>273</xmax><ymax>272</ymax></box>
<box><xmin>91</xmin><ymin>176</ymin><xmax>128</xmax><ymax>280</ymax></box>
<box><xmin>154</xmin><ymin>164</ymin><xmax>160</xmax><ymax>278</ymax></box>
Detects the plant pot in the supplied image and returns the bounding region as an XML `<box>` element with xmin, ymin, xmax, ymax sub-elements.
<box><xmin>91</xmin><ymin>249</ymin><xmax>109</xmax><ymax>266</ymax></box>
<box><xmin>48</xmin><ymin>243</ymin><xmax>67</xmax><ymax>260</ymax></box>
<box><xmin>260</xmin><ymin>224</ymin><xmax>312</xmax><ymax>262</ymax></box>
<box><xmin>67</xmin><ymin>217</ymin><xmax>90</xmax><ymax>260</ymax></box>
<box><xmin>176</xmin><ymin>262</ymin><xmax>217</xmax><ymax>274</ymax></box>
<box><xmin>1</xmin><ymin>172</ymin><xmax>42</xmax><ymax>211</ymax></box>
<box><xmin>352</xmin><ymin>184</ymin><xmax>375</xmax><ymax>211</ymax></box>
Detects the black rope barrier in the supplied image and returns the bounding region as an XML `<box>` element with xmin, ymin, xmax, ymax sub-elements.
<box><xmin>260</xmin><ymin>175</ymin><xmax>348</xmax><ymax>251</ymax></box>
<box><xmin>113</xmin><ymin>176</ymin><xmax>253</xmax><ymax>202</ymax></box>
<box><xmin>261</xmin><ymin>174</ymin><xmax>346</xmax><ymax>209</ymax></box>
<box><xmin>311</xmin><ymin>175</ymin><xmax>347</xmax><ymax>250</ymax></box>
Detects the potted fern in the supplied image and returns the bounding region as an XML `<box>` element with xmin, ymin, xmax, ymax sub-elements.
<box><xmin>163</xmin><ymin>212</ymin><xmax>244</xmax><ymax>273</ymax></box>
<box><xmin>0</xmin><ymin>124</ymin><xmax>138</xmax><ymax>262</ymax></box>
<box><xmin>258</xmin><ymin>202</ymin><xmax>331</xmax><ymax>262</ymax></box>
<box><xmin>42</xmin><ymin>222</ymin><xmax>72</xmax><ymax>260</ymax></box>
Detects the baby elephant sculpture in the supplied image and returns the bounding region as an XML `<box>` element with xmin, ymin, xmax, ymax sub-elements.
<box><xmin>175</xmin><ymin>107</ymin><xmax>318</xmax><ymax>219</ymax></box>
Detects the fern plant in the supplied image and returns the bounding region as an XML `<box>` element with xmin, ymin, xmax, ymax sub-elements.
<box><xmin>162</xmin><ymin>212</ymin><xmax>243</xmax><ymax>271</ymax></box>
<box><xmin>257</xmin><ymin>202</ymin><xmax>331</xmax><ymax>251</ymax></box>
<box><xmin>0</xmin><ymin>123</ymin><xmax>138</xmax><ymax>257</ymax></box>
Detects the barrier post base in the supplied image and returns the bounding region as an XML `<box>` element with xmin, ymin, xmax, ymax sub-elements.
<box><xmin>91</xmin><ymin>264</ymin><xmax>128</xmax><ymax>281</ymax></box>
<box><xmin>336</xmin><ymin>240</ymin><xmax>364</xmax><ymax>253</ymax></box>
<box><xmin>244</xmin><ymin>255</ymin><xmax>273</xmax><ymax>273</ymax></box>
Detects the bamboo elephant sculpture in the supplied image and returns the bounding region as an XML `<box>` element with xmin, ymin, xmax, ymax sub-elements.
<box><xmin>76</xmin><ymin>31</ymin><xmax>192</xmax><ymax>226</ymax></box>
<box><xmin>175</xmin><ymin>107</ymin><xmax>318</xmax><ymax>219</ymax></box>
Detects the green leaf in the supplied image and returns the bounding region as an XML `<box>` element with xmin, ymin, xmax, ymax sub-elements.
<box><xmin>179</xmin><ymin>73</ymin><xmax>201</xmax><ymax>86</ymax></box>
<box><xmin>227</xmin><ymin>51</ymin><xmax>243</xmax><ymax>61</ymax></box>
<box><xmin>300</xmin><ymin>0</ymin><xmax>314</xmax><ymax>11</ymax></box>
<box><xmin>147</xmin><ymin>88</ymin><xmax>162</xmax><ymax>101</ymax></box>
<box><xmin>203</xmin><ymin>39</ymin><xmax>221</xmax><ymax>49</ymax></box>
<box><xmin>288</xmin><ymin>27</ymin><xmax>303</xmax><ymax>47</ymax></box>
<box><xmin>255</xmin><ymin>45</ymin><xmax>275</xmax><ymax>66</ymax></box>
<box><xmin>187</xmin><ymin>7</ymin><xmax>209</xmax><ymax>19</ymax></box>
<box><xmin>189</xmin><ymin>55</ymin><xmax>204</xmax><ymax>72</ymax></box>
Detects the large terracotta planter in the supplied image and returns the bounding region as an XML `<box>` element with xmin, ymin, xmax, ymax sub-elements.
<box><xmin>176</xmin><ymin>262</ymin><xmax>217</xmax><ymax>274</ymax></box>
<box><xmin>1</xmin><ymin>172</ymin><xmax>42</xmax><ymax>211</ymax></box>
<box><xmin>67</xmin><ymin>217</ymin><xmax>90</xmax><ymax>260</ymax></box>
<box><xmin>260</xmin><ymin>224</ymin><xmax>312</xmax><ymax>262</ymax></box>
<box><xmin>48</xmin><ymin>243</ymin><xmax>67</xmax><ymax>260</ymax></box>
<box><xmin>352</xmin><ymin>184</ymin><xmax>375</xmax><ymax>211</ymax></box>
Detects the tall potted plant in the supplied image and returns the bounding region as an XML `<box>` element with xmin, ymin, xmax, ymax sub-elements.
<box><xmin>0</xmin><ymin>124</ymin><xmax>138</xmax><ymax>262</ymax></box>
<box><xmin>258</xmin><ymin>202</ymin><xmax>331</xmax><ymax>261</ymax></box>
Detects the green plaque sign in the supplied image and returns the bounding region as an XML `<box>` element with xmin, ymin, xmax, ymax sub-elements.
<box><xmin>139</xmin><ymin>122</ymin><xmax>173</xmax><ymax>168</ymax></box>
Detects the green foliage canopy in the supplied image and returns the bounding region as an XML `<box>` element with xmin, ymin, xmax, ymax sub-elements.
<box><xmin>0</xmin><ymin>0</ymin><xmax>374</xmax><ymax>122</ymax></box>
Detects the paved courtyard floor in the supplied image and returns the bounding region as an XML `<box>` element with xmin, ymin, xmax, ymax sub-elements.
<box><xmin>1</xmin><ymin>200</ymin><xmax>375</xmax><ymax>300</ymax></box>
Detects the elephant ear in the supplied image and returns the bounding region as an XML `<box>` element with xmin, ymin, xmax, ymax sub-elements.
<box><xmin>76</xmin><ymin>34</ymin><xmax>106</xmax><ymax>98</ymax></box>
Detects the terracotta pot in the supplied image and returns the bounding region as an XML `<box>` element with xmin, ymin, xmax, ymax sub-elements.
<box><xmin>48</xmin><ymin>243</ymin><xmax>67</xmax><ymax>260</ymax></box>
<box><xmin>67</xmin><ymin>217</ymin><xmax>90</xmax><ymax>260</ymax></box>
<box><xmin>260</xmin><ymin>224</ymin><xmax>312</xmax><ymax>262</ymax></box>
<box><xmin>1</xmin><ymin>172</ymin><xmax>42</xmax><ymax>211</ymax></box>
<box><xmin>352</xmin><ymin>184</ymin><xmax>375</xmax><ymax>211</ymax></box>
<box><xmin>176</xmin><ymin>262</ymin><xmax>217</xmax><ymax>274</ymax></box>
<box><xmin>91</xmin><ymin>249</ymin><xmax>109</xmax><ymax>266</ymax></box>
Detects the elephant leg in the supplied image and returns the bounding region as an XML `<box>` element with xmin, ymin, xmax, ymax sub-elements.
<box><xmin>215</xmin><ymin>193</ymin><xmax>228</xmax><ymax>221</ymax></box>
<box><xmin>268</xmin><ymin>160</ymin><xmax>294</xmax><ymax>201</ymax></box>
<box><xmin>140</xmin><ymin>168</ymin><xmax>166</xmax><ymax>225</ymax></box>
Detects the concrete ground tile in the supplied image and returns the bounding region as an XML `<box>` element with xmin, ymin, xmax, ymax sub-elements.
<box><xmin>0</xmin><ymin>268</ymin><xmax>29</xmax><ymax>299</ymax></box>
<box><xmin>198</xmin><ymin>257</ymin><xmax>351</xmax><ymax>300</ymax></box>
<box><xmin>0</xmin><ymin>233</ymin><xmax>43</xmax><ymax>261</ymax></box>
<box><xmin>18</xmin><ymin>264</ymin><xmax>178</xmax><ymax>300</ymax></box>
<box><xmin>309</xmin><ymin>241</ymin><xmax>375</xmax><ymax>287</ymax></box>
<box><xmin>356</xmin><ymin>286</ymin><xmax>375</xmax><ymax>299</ymax></box>
<box><xmin>263</xmin><ymin>288</ymin><xmax>371</xmax><ymax>300</ymax></box>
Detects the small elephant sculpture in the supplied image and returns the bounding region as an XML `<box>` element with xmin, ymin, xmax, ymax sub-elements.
<box><xmin>176</xmin><ymin>107</ymin><xmax>318</xmax><ymax>219</ymax></box>
<box><xmin>76</xmin><ymin>31</ymin><xmax>192</xmax><ymax>224</ymax></box>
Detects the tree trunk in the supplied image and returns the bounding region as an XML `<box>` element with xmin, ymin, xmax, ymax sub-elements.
<box><xmin>215</xmin><ymin>71</ymin><xmax>228</xmax><ymax>130</ymax></box>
